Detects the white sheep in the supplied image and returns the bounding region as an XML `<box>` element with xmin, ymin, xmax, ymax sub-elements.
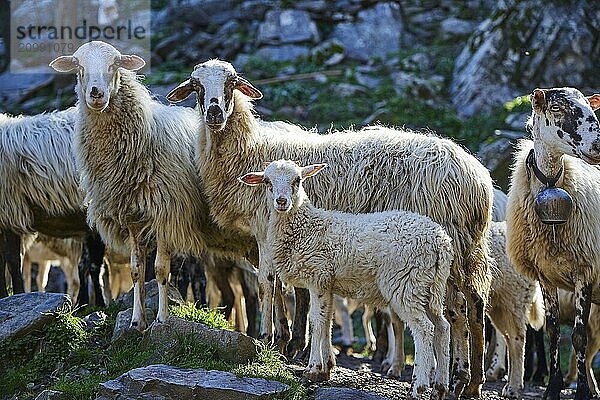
<box><xmin>506</xmin><ymin>87</ymin><xmax>600</xmax><ymax>400</ymax></box>
<box><xmin>168</xmin><ymin>59</ymin><xmax>494</xmax><ymax>396</ymax></box>
<box><xmin>50</xmin><ymin>41</ymin><xmax>258</xmax><ymax>330</ymax></box>
<box><xmin>240</xmin><ymin>159</ymin><xmax>452</xmax><ymax>398</ymax></box>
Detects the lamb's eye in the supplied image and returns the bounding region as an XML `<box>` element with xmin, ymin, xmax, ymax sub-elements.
<box><xmin>263</xmin><ymin>178</ymin><xmax>272</xmax><ymax>190</ymax></box>
<box><xmin>549</xmin><ymin>105</ymin><xmax>561</xmax><ymax>113</ymax></box>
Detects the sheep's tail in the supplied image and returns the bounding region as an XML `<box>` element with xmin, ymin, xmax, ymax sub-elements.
<box><xmin>527</xmin><ymin>282</ymin><xmax>545</xmax><ymax>331</ymax></box>
<box><xmin>429</xmin><ymin>233</ymin><xmax>454</xmax><ymax>317</ymax></box>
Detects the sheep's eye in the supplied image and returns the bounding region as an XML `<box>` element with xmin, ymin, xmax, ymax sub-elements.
<box><xmin>549</xmin><ymin>104</ymin><xmax>561</xmax><ymax>113</ymax></box>
<box><xmin>263</xmin><ymin>178</ymin><xmax>272</xmax><ymax>190</ymax></box>
<box><xmin>292</xmin><ymin>177</ymin><xmax>301</xmax><ymax>186</ymax></box>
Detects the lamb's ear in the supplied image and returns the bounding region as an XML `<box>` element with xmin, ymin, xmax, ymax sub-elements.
<box><xmin>116</xmin><ymin>54</ymin><xmax>146</xmax><ymax>71</ymax></box>
<box><xmin>301</xmin><ymin>163</ymin><xmax>327</xmax><ymax>179</ymax></box>
<box><xmin>530</xmin><ymin>88</ymin><xmax>546</xmax><ymax>112</ymax></box>
<box><xmin>167</xmin><ymin>79</ymin><xmax>195</xmax><ymax>103</ymax></box>
<box><xmin>587</xmin><ymin>94</ymin><xmax>600</xmax><ymax>111</ymax></box>
<box><xmin>49</xmin><ymin>56</ymin><xmax>78</xmax><ymax>72</ymax></box>
<box><xmin>235</xmin><ymin>76</ymin><xmax>263</xmax><ymax>99</ymax></box>
<box><xmin>238</xmin><ymin>172</ymin><xmax>265</xmax><ymax>186</ymax></box>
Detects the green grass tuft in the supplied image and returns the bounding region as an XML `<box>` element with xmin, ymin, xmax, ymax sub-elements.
<box><xmin>169</xmin><ymin>303</ymin><xmax>233</xmax><ymax>330</ymax></box>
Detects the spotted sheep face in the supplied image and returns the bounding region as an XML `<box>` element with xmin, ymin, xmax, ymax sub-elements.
<box><xmin>530</xmin><ymin>87</ymin><xmax>600</xmax><ymax>164</ymax></box>
<box><xmin>166</xmin><ymin>59</ymin><xmax>262</xmax><ymax>131</ymax></box>
<box><xmin>238</xmin><ymin>160</ymin><xmax>327</xmax><ymax>213</ymax></box>
<box><xmin>49</xmin><ymin>41</ymin><xmax>145</xmax><ymax>112</ymax></box>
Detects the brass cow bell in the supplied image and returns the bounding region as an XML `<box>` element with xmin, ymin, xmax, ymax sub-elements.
<box><xmin>534</xmin><ymin>186</ymin><xmax>573</xmax><ymax>225</ymax></box>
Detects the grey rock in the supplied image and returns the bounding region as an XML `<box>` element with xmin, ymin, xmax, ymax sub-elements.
<box><xmin>83</xmin><ymin>311</ymin><xmax>107</xmax><ymax>332</ymax></box>
<box><xmin>440</xmin><ymin>17</ymin><xmax>478</xmax><ymax>40</ymax></box>
<box><xmin>97</xmin><ymin>364</ymin><xmax>289</xmax><ymax>400</ymax></box>
<box><xmin>238</xmin><ymin>0</ymin><xmax>274</xmax><ymax>21</ymax></box>
<box><xmin>149</xmin><ymin>316</ymin><xmax>260</xmax><ymax>364</ymax></box>
<box><xmin>355</xmin><ymin>72</ymin><xmax>382</xmax><ymax>89</ymax></box>
<box><xmin>295</xmin><ymin>0</ymin><xmax>328</xmax><ymax>13</ymax></box>
<box><xmin>311</xmin><ymin>39</ymin><xmax>345</xmax><ymax>66</ymax></box>
<box><xmin>333</xmin><ymin>83</ymin><xmax>367</xmax><ymax>97</ymax></box>
<box><xmin>332</xmin><ymin>3</ymin><xmax>406</xmax><ymax>61</ymax></box>
<box><xmin>112</xmin><ymin>308</ymin><xmax>155</xmax><ymax>341</ymax></box>
<box><xmin>451</xmin><ymin>0</ymin><xmax>599</xmax><ymax>117</ymax></box>
<box><xmin>0</xmin><ymin>71</ymin><xmax>54</xmax><ymax>108</ymax></box>
<box><xmin>505</xmin><ymin>112</ymin><xmax>529</xmax><ymax>131</ymax></box>
<box><xmin>35</xmin><ymin>390</ymin><xmax>64</xmax><ymax>400</ymax></box>
<box><xmin>0</xmin><ymin>292</ymin><xmax>69</xmax><ymax>343</ymax></box>
<box><xmin>477</xmin><ymin>134</ymin><xmax>524</xmax><ymax>191</ymax></box>
<box><xmin>116</xmin><ymin>279</ymin><xmax>184</xmax><ymax>311</ymax></box>
<box><xmin>255</xmin><ymin>45</ymin><xmax>310</xmax><ymax>62</ymax></box>
<box><xmin>258</xmin><ymin>10</ymin><xmax>320</xmax><ymax>45</ymax></box>
<box><xmin>400</xmin><ymin>52</ymin><xmax>433</xmax><ymax>72</ymax></box>
<box><xmin>314</xmin><ymin>387</ymin><xmax>392</xmax><ymax>400</ymax></box>
<box><xmin>392</xmin><ymin>71</ymin><xmax>444</xmax><ymax>101</ymax></box>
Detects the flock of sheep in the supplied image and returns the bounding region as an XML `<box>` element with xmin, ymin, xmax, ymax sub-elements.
<box><xmin>1</xmin><ymin>40</ymin><xmax>600</xmax><ymax>400</ymax></box>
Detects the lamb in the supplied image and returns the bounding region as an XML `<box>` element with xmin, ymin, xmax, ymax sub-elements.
<box><xmin>506</xmin><ymin>87</ymin><xmax>600</xmax><ymax>400</ymax></box>
<box><xmin>168</xmin><ymin>59</ymin><xmax>494</xmax><ymax>397</ymax></box>
<box><xmin>49</xmin><ymin>41</ymin><xmax>258</xmax><ymax>330</ymax></box>
<box><xmin>240</xmin><ymin>159</ymin><xmax>452</xmax><ymax>398</ymax></box>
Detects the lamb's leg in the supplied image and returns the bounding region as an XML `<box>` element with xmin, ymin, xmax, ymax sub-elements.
<box><xmin>86</xmin><ymin>234</ymin><xmax>106</xmax><ymax>307</ymax></box>
<box><xmin>446</xmin><ymin>282</ymin><xmax>471</xmax><ymax>397</ymax></box>
<box><xmin>274</xmin><ymin>277</ymin><xmax>291</xmax><ymax>353</ymax></box>
<box><xmin>540</xmin><ymin>282</ymin><xmax>563</xmax><ymax>400</ymax></box>
<box><xmin>287</xmin><ymin>287</ymin><xmax>310</xmax><ymax>358</ymax></box>
<box><xmin>486</xmin><ymin>327</ymin><xmax>507</xmax><ymax>382</ymax></box>
<box><xmin>384</xmin><ymin>310</ymin><xmax>405</xmax><ymax>378</ymax></box>
<box><xmin>373</xmin><ymin>310</ymin><xmax>390</xmax><ymax>365</ymax></box>
<box><xmin>304</xmin><ymin>287</ymin><xmax>332</xmax><ymax>382</ymax></box>
<box><xmin>584</xmin><ymin>322</ymin><xmax>600</xmax><ymax>398</ymax></box>
<box><xmin>431</xmin><ymin>313</ymin><xmax>451</xmax><ymax>400</ymax></box>
<box><xmin>192</xmin><ymin>259</ymin><xmax>207</xmax><ymax>306</ymax></box>
<box><xmin>23</xmin><ymin>254</ymin><xmax>31</xmax><ymax>293</ymax></box>
<box><xmin>241</xmin><ymin>269</ymin><xmax>258</xmax><ymax>337</ymax></box>
<box><xmin>67</xmin><ymin>260</ymin><xmax>81</xmax><ymax>302</ymax></box>
<box><xmin>502</xmin><ymin>327</ymin><xmax>526</xmax><ymax>399</ymax></box>
<box><xmin>363</xmin><ymin>305</ymin><xmax>376</xmax><ymax>352</ymax></box>
<box><xmin>463</xmin><ymin>288</ymin><xmax>486</xmax><ymax>398</ymax></box>
<box><xmin>36</xmin><ymin>261</ymin><xmax>50</xmax><ymax>292</ymax></box>
<box><xmin>154</xmin><ymin>241</ymin><xmax>171</xmax><ymax>324</ymax></box>
<box><xmin>572</xmin><ymin>278</ymin><xmax>592</xmax><ymax>400</ymax></box>
<box><xmin>334</xmin><ymin>295</ymin><xmax>354</xmax><ymax>351</ymax></box>
<box><xmin>565</xmin><ymin>348</ymin><xmax>577</xmax><ymax>388</ymax></box>
<box><xmin>381</xmin><ymin>311</ymin><xmax>396</xmax><ymax>374</ymax></box>
<box><xmin>400</xmin><ymin>310</ymin><xmax>435</xmax><ymax>399</ymax></box>
<box><xmin>5</xmin><ymin>232</ymin><xmax>23</xmax><ymax>294</ymax></box>
<box><xmin>258</xmin><ymin>262</ymin><xmax>275</xmax><ymax>344</ymax></box>
<box><xmin>531</xmin><ymin>326</ymin><xmax>549</xmax><ymax>383</ymax></box>
<box><xmin>129</xmin><ymin>229</ymin><xmax>147</xmax><ymax>331</ymax></box>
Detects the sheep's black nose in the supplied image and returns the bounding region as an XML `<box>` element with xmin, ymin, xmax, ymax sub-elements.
<box><xmin>276</xmin><ymin>197</ymin><xmax>287</xmax><ymax>206</ymax></box>
<box><xmin>206</xmin><ymin>105</ymin><xmax>224</xmax><ymax>125</ymax></box>
<box><xmin>90</xmin><ymin>86</ymin><xmax>104</xmax><ymax>98</ymax></box>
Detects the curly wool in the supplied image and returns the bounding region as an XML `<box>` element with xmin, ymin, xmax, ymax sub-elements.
<box><xmin>506</xmin><ymin>140</ymin><xmax>600</xmax><ymax>299</ymax></box>
<box><xmin>76</xmin><ymin>71</ymin><xmax>256</xmax><ymax>259</ymax></box>
<box><xmin>198</xmin><ymin>92</ymin><xmax>494</xmax><ymax>295</ymax></box>
<box><xmin>0</xmin><ymin>108</ymin><xmax>86</xmax><ymax>236</ymax></box>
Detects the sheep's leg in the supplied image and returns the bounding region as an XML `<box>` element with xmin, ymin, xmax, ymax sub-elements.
<box><xmin>501</xmin><ymin>327</ymin><xmax>526</xmax><ymax>399</ymax></box>
<box><xmin>531</xmin><ymin>326</ymin><xmax>549</xmax><ymax>383</ymax></box>
<box><xmin>572</xmin><ymin>278</ymin><xmax>592</xmax><ymax>400</ymax></box>
<box><xmin>192</xmin><ymin>259</ymin><xmax>207</xmax><ymax>306</ymax></box>
<box><xmin>584</xmin><ymin>323</ymin><xmax>600</xmax><ymax>398</ymax></box>
<box><xmin>383</xmin><ymin>310</ymin><xmax>405</xmax><ymax>378</ymax></box>
<box><xmin>363</xmin><ymin>305</ymin><xmax>376</xmax><ymax>352</ymax></box>
<box><xmin>486</xmin><ymin>327</ymin><xmax>507</xmax><ymax>382</ymax></box>
<box><xmin>67</xmin><ymin>260</ymin><xmax>81</xmax><ymax>302</ymax></box>
<box><xmin>84</xmin><ymin>233</ymin><xmax>106</xmax><ymax>306</ymax></box>
<box><xmin>540</xmin><ymin>282</ymin><xmax>563</xmax><ymax>400</ymax></box>
<box><xmin>373</xmin><ymin>310</ymin><xmax>390</xmax><ymax>365</ymax></box>
<box><xmin>400</xmin><ymin>310</ymin><xmax>435</xmax><ymax>399</ymax></box>
<box><xmin>431</xmin><ymin>313</ymin><xmax>451</xmax><ymax>400</ymax></box>
<box><xmin>36</xmin><ymin>261</ymin><xmax>51</xmax><ymax>292</ymax></box>
<box><xmin>5</xmin><ymin>232</ymin><xmax>23</xmax><ymax>294</ymax></box>
<box><xmin>258</xmin><ymin>264</ymin><xmax>275</xmax><ymax>344</ymax></box>
<box><xmin>287</xmin><ymin>287</ymin><xmax>310</xmax><ymax>358</ymax></box>
<box><xmin>446</xmin><ymin>282</ymin><xmax>471</xmax><ymax>397</ymax></box>
<box><xmin>565</xmin><ymin>348</ymin><xmax>577</xmax><ymax>388</ymax></box>
<box><xmin>241</xmin><ymin>269</ymin><xmax>258</xmax><ymax>337</ymax></box>
<box><xmin>154</xmin><ymin>241</ymin><xmax>171</xmax><ymax>324</ymax></box>
<box><xmin>273</xmin><ymin>278</ymin><xmax>291</xmax><ymax>353</ymax></box>
<box><xmin>129</xmin><ymin>230</ymin><xmax>147</xmax><ymax>331</ymax></box>
<box><xmin>334</xmin><ymin>295</ymin><xmax>354</xmax><ymax>351</ymax></box>
<box><xmin>0</xmin><ymin>232</ymin><xmax>7</xmax><ymax>298</ymax></box>
<box><xmin>304</xmin><ymin>287</ymin><xmax>333</xmax><ymax>382</ymax></box>
<box><xmin>463</xmin><ymin>288</ymin><xmax>486</xmax><ymax>398</ymax></box>
<box><xmin>23</xmin><ymin>254</ymin><xmax>31</xmax><ymax>293</ymax></box>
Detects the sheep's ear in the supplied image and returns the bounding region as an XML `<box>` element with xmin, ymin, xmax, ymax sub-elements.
<box><xmin>238</xmin><ymin>172</ymin><xmax>264</xmax><ymax>186</ymax></box>
<box><xmin>587</xmin><ymin>94</ymin><xmax>600</xmax><ymax>111</ymax></box>
<box><xmin>530</xmin><ymin>88</ymin><xmax>546</xmax><ymax>112</ymax></box>
<box><xmin>235</xmin><ymin>76</ymin><xmax>263</xmax><ymax>99</ymax></box>
<box><xmin>167</xmin><ymin>79</ymin><xmax>195</xmax><ymax>103</ymax></box>
<box><xmin>116</xmin><ymin>54</ymin><xmax>145</xmax><ymax>71</ymax></box>
<box><xmin>301</xmin><ymin>163</ymin><xmax>327</xmax><ymax>179</ymax></box>
<box><xmin>49</xmin><ymin>56</ymin><xmax>78</xmax><ymax>72</ymax></box>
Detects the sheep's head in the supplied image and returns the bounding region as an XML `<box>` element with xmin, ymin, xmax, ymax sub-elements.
<box><xmin>239</xmin><ymin>160</ymin><xmax>326</xmax><ymax>213</ymax></box>
<box><xmin>167</xmin><ymin>59</ymin><xmax>262</xmax><ymax>131</ymax></box>
<box><xmin>49</xmin><ymin>41</ymin><xmax>145</xmax><ymax>112</ymax></box>
<box><xmin>530</xmin><ymin>87</ymin><xmax>600</xmax><ymax>164</ymax></box>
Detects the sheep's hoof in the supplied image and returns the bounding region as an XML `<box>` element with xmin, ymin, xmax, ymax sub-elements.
<box><xmin>501</xmin><ymin>384</ymin><xmax>522</xmax><ymax>399</ymax></box>
<box><xmin>462</xmin><ymin>383</ymin><xmax>482</xmax><ymax>399</ymax></box>
<box><xmin>286</xmin><ymin>337</ymin><xmax>306</xmax><ymax>359</ymax></box>
<box><xmin>303</xmin><ymin>365</ymin><xmax>330</xmax><ymax>382</ymax></box>
<box><xmin>430</xmin><ymin>383</ymin><xmax>447</xmax><ymax>400</ymax></box>
<box><xmin>381</xmin><ymin>359</ymin><xmax>392</xmax><ymax>374</ymax></box>
<box><xmin>129</xmin><ymin>319</ymin><xmax>147</xmax><ymax>332</ymax></box>
<box><xmin>386</xmin><ymin>363</ymin><xmax>404</xmax><ymax>378</ymax></box>
<box><xmin>543</xmin><ymin>374</ymin><xmax>563</xmax><ymax>400</ymax></box>
<box><xmin>485</xmin><ymin>367</ymin><xmax>505</xmax><ymax>382</ymax></box>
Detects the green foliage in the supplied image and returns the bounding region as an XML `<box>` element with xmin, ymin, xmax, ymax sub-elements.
<box><xmin>169</xmin><ymin>303</ymin><xmax>233</xmax><ymax>330</ymax></box>
<box><xmin>504</xmin><ymin>94</ymin><xmax>531</xmax><ymax>113</ymax></box>
<box><xmin>53</xmin><ymin>374</ymin><xmax>105</xmax><ymax>400</ymax></box>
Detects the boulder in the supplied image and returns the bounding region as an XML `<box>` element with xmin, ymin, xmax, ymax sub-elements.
<box><xmin>477</xmin><ymin>131</ymin><xmax>525</xmax><ymax>191</ymax></box>
<box><xmin>0</xmin><ymin>292</ymin><xmax>69</xmax><ymax>344</ymax></box>
<box><xmin>96</xmin><ymin>364</ymin><xmax>289</xmax><ymax>400</ymax></box>
<box><xmin>115</xmin><ymin>279</ymin><xmax>184</xmax><ymax>311</ymax></box>
<box><xmin>332</xmin><ymin>3</ymin><xmax>406</xmax><ymax>61</ymax></box>
<box><xmin>451</xmin><ymin>0</ymin><xmax>599</xmax><ymax>117</ymax></box>
<box><xmin>35</xmin><ymin>390</ymin><xmax>64</xmax><ymax>400</ymax></box>
<box><xmin>83</xmin><ymin>311</ymin><xmax>107</xmax><ymax>332</ymax></box>
<box><xmin>112</xmin><ymin>308</ymin><xmax>155</xmax><ymax>341</ymax></box>
<box><xmin>440</xmin><ymin>17</ymin><xmax>478</xmax><ymax>40</ymax></box>
<box><xmin>149</xmin><ymin>316</ymin><xmax>260</xmax><ymax>364</ymax></box>
<box><xmin>0</xmin><ymin>71</ymin><xmax>54</xmax><ymax>110</ymax></box>
<box><xmin>257</xmin><ymin>10</ymin><xmax>320</xmax><ymax>45</ymax></box>
<box><xmin>314</xmin><ymin>387</ymin><xmax>392</xmax><ymax>400</ymax></box>
<box><xmin>255</xmin><ymin>45</ymin><xmax>310</xmax><ymax>62</ymax></box>
<box><xmin>392</xmin><ymin>71</ymin><xmax>444</xmax><ymax>102</ymax></box>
